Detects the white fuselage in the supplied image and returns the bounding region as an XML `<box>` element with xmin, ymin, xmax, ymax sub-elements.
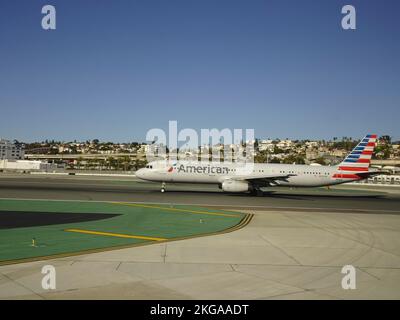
<box><xmin>136</xmin><ymin>161</ymin><xmax>358</xmax><ymax>188</ymax></box>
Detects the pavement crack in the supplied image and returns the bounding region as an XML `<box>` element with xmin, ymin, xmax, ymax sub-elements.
<box><xmin>281</xmin><ymin>212</ymin><xmax>400</xmax><ymax>261</ymax></box>
<box><xmin>162</xmin><ymin>244</ymin><xmax>168</xmax><ymax>263</ymax></box>
<box><xmin>259</xmin><ymin>235</ymin><xmax>303</xmax><ymax>266</ymax></box>
<box><xmin>0</xmin><ymin>271</ymin><xmax>46</xmax><ymax>299</ymax></box>
<box><xmin>359</xmin><ymin>267</ymin><xmax>381</xmax><ymax>280</ymax></box>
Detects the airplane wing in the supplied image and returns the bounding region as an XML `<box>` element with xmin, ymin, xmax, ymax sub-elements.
<box><xmin>225</xmin><ymin>173</ymin><xmax>296</xmax><ymax>185</ymax></box>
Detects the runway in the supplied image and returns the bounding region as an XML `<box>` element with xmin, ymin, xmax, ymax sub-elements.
<box><xmin>0</xmin><ymin>174</ymin><xmax>399</xmax><ymax>214</ymax></box>
<box><xmin>1</xmin><ymin>173</ymin><xmax>400</xmax><ymax>299</ymax></box>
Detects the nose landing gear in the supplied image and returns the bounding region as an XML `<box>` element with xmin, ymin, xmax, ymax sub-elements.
<box><xmin>161</xmin><ymin>182</ymin><xmax>166</xmax><ymax>193</ymax></box>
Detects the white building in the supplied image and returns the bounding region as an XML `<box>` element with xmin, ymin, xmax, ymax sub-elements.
<box><xmin>277</xmin><ymin>139</ymin><xmax>294</xmax><ymax>150</ymax></box>
<box><xmin>305</xmin><ymin>141</ymin><xmax>319</xmax><ymax>149</ymax></box>
<box><xmin>330</xmin><ymin>149</ymin><xmax>347</xmax><ymax>158</ymax></box>
<box><xmin>357</xmin><ymin>175</ymin><xmax>400</xmax><ymax>185</ymax></box>
<box><xmin>138</xmin><ymin>144</ymin><xmax>149</xmax><ymax>154</ymax></box>
<box><xmin>258</xmin><ymin>139</ymin><xmax>274</xmax><ymax>152</ymax></box>
<box><xmin>0</xmin><ymin>159</ymin><xmax>58</xmax><ymax>172</ymax></box>
<box><xmin>0</xmin><ymin>139</ymin><xmax>25</xmax><ymax>160</ymax></box>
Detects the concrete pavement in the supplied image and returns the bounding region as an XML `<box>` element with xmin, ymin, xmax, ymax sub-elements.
<box><xmin>1</xmin><ymin>209</ymin><xmax>400</xmax><ymax>299</ymax></box>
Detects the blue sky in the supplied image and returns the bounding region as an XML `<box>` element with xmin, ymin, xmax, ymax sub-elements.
<box><xmin>0</xmin><ymin>0</ymin><xmax>399</xmax><ymax>142</ymax></box>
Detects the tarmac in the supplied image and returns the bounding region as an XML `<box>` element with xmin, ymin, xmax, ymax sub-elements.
<box><xmin>0</xmin><ymin>173</ymin><xmax>400</xmax><ymax>299</ymax></box>
<box><xmin>0</xmin><ymin>198</ymin><xmax>247</xmax><ymax>265</ymax></box>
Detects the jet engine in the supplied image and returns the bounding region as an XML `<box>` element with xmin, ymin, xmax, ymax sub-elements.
<box><xmin>221</xmin><ymin>180</ymin><xmax>250</xmax><ymax>193</ymax></box>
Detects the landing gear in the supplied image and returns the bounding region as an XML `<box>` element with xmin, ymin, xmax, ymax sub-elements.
<box><xmin>250</xmin><ymin>187</ymin><xmax>263</xmax><ymax>197</ymax></box>
<box><xmin>161</xmin><ymin>182</ymin><xmax>166</xmax><ymax>193</ymax></box>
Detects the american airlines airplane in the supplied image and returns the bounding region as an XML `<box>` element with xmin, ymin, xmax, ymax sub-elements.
<box><xmin>135</xmin><ymin>134</ymin><xmax>381</xmax><ymax>195</ymax></box>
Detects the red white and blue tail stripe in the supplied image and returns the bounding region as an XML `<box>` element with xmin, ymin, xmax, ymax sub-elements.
<box><xmin>333</xmin><ymin>134</ymin><xmax>377</xmax><ymax>179</ymax></box>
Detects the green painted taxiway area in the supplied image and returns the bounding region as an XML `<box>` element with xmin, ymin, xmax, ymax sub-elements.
<box><xmin>0</xmin><ymin>199</ymin><xmax>248</xmax><ymax>265</ymax></box>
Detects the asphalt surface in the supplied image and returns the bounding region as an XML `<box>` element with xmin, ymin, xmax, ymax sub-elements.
<box><xmin>0</xmin><ymin>174</ymin><xmax>399</xmax><ymax>214</ymax></box>
<box><xmin>1</xmin><ymin>173</ymin><xmax>400</xmax><ymax>299</ymax></box>
<box><xmin>0</xmin><ymin>211</ymin><xmax>119</xmax><ymax>229</ymax></box>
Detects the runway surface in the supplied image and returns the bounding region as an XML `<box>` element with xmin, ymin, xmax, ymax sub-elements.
<box><xmin>0</xmin><ymin>211</ymin><xmax>119</xmax><ymax>229</ymax></box>
<box><xmin>0</xmin><ymin>174</ymin><xmax>399</xmax><ymax>214</ymax></box>
<box><xmin>1</xmin><ymin>173</ymin><xmax>400</xmax><ymax>299</ymax></box>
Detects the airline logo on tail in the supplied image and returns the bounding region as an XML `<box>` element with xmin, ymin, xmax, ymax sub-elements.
<box><xmin>334</xmin><ymin>134</ymin><xmax>377</xmax><ymax>179</ymax></box>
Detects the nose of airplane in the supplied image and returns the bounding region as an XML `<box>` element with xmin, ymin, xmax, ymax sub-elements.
<box><xmin>135</xmin><ymin>168</ymin><xmax>145</xmax><ymax>179</ymax></box>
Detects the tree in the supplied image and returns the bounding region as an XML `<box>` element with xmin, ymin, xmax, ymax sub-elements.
<box><xmin>273</xmin><ymin>145</ymin><xmax>284</xmax><ymax>154</ymax></box>
<box><xmin>98</xmin><ymin>159</ymin><xmax>106</xmax><ymax>170</ymax></box>
<box><xmin>76</xmin><ymin>157</ymin><xmax>84</xmax><ymax>170</ymax></box>
<box><xmin>133</xmin><ymin>159</ymin><xmax>147</xmax><ymax>170</ymax></box>
<box><xmin>313</xmin><ymin>157</ymin><xmax>327</xmax><ymax>165</ymax></box>
<box><xmin>282</xmin><ymin>155</ymin><xmax>305</xmax><ymax>164</ymax></box>
<box><xmin>269</xmin><ymin>157</ymin><xmax>281</xmax><ymax>163</ymax></box>
<box><xmin>107</xmin><ymin>157</ymin><xmax>117</xmax><ymax>170</ymax></box>
<box><xmin>254</xmin><ymin>150</ymin><xmax>269</xmax><ymax>163</ymax></box>
<box><xmin>254</xmin><ymin>138</ymin><xmax>259</xmax><ymax>152</ymax></box>
<box><xmin>379</xmin><ymin>135</ymin><xmax>391</xmax><ymax>145</ymax></box>
<box><xmin>120</xmin><ymin>156</ymin><xmax>131</xmax><ymax>171</ymax></box>
<box><xmin>374</xmin><ymin>145</ymin><xmax>391</xmax><ymax>159</ymax></box>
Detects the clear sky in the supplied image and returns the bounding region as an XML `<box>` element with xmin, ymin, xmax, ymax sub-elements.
<box><xmin>0</xmin><ymin>0</ymin><xmax>399</xmax><ymax>142</ymax></box>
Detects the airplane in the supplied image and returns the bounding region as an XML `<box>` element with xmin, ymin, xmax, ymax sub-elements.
<box><xmin>135</xmin><ymin>134</ymin><xmax>382</xmax><ymax>195</ymax></box>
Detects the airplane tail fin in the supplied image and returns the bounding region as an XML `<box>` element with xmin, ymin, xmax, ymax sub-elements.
<box><xmin>337</xmin><ymin>134</ymin><xmax>377</xmax><ymax>172</ymax></box>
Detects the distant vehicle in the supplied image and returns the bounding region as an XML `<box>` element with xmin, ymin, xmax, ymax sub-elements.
<box><xmin>136</xmin><ymin>134</ymin><xmax>382</xmax><ymax>195</ymax></box>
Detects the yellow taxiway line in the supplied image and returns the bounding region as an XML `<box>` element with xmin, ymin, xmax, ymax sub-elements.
<box><xmin>112</xmin><ymin>202</ymin><xmax>240</xmax><ymax>217</ymax></box>
<box><xmin>65</xmin><ymin>228</ymin><xmax>167</xmax><ymax>241</ymax></box>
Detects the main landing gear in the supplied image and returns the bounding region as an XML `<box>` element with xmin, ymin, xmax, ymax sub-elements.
<box><xmin>161</xmin><ymin>182</ymin><xmax>166</xmax><ymax>193</ymax></box>
<box><xmin>250</xmin><ymin>187</ymin><xmax>264</xmax><ymax>197</ymax></box>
